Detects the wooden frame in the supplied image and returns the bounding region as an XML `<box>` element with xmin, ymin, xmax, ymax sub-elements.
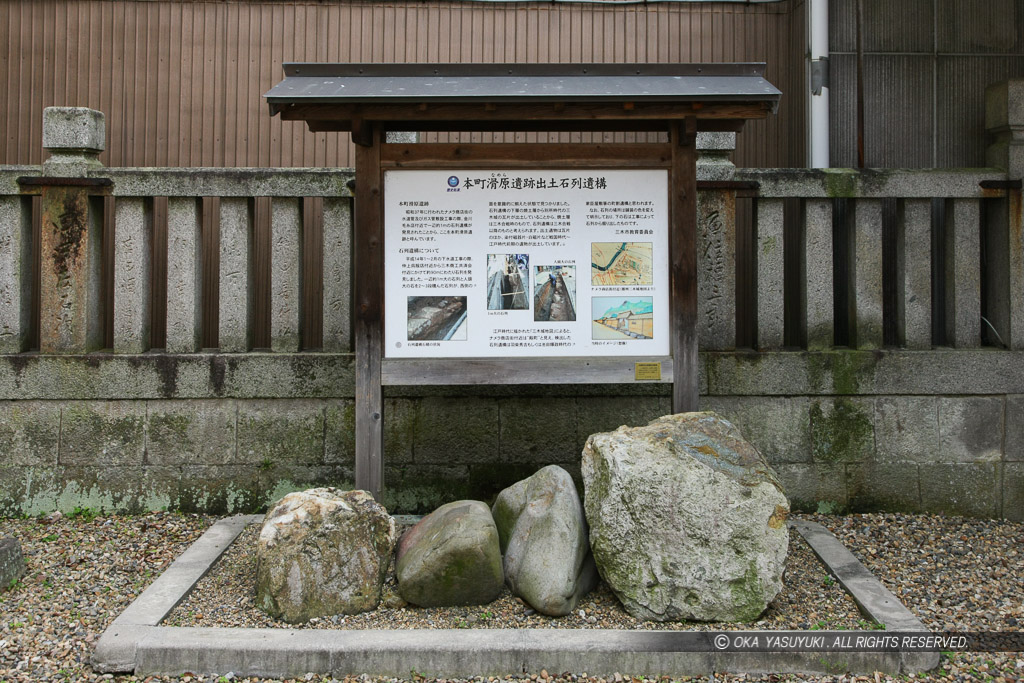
<box><xmin>352</xmin><ymin>125</ymin><xmax>699</xmax><ymax>500</ymax></box>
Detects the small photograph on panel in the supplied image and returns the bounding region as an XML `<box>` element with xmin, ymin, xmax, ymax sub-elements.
<box><xmin>533</xmin><ymin>265</ymin><xmax>577</xmax><ymax>322</ymax></box>
<box><xmin>486</xmin><ymin>254</ymin><xmax>530</xmax><ymax>310</ymax></box>
<box><xmin>592</xmin><ymin>297</ymin><xmax>653</xmax><ymax>340</ymax></box>
<box><xmin>407</xmin><ymin>296</ymin><xmax>468</xmax><ymax>341</ymax></box>
<box><xmin>591</xmin><ymin>242</ymin><xmax>654</xmax><ymax>286</ymax></box>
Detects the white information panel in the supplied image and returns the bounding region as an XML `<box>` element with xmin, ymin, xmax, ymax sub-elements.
<box><xmin>384</xmin><ymin>169</ymin><xmax>669</xmax><ymax>358</ymax></box>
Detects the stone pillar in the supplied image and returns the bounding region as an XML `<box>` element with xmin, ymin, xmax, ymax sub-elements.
<box><xmin>755</xmin><ymin>198</ymin><xmax>785</xmax><ymax>349</ymax></box>
<box><xmin>218</xmin><ymin>198</ymin><xmax>253</xmax><ymax>353</ymax></box>
<box><xmin>322</xmin><ymin>197</ymin><xmax>352</xmax><ymax>352</ymax></box>
<box><xmin>270</xmin><ymin>197</ymin><xmax>302</xmax><ymax>352</ymax></box>
<box><xmin>896</xmin><ymin>199</ymin><xmax>932</xmax><ymax>349</ymax></box>
<box><xmin>113</xmin><ymin>198</ymin><xmax>151</xmax><ymax>353</ymax></box>
<box><xmin>848</xmin><ymin>199</ymin><xmax>883</xmax><ymax>349</ymax></box>
<box><xmin>944</xmin><ymin>198</ymin><xmax>981</xmax><ymax>348</ymax></box>
<box><xmin>165</xmin><ymin>197</ymin><xmax>202</xmax><ymax>353</ymax></box>
<box><xmin>804</xmin><ymin>199</ymin><xmax>834</xmax><ymax>350</ymax></box>
<box><xmin>985</xmin><ymin>79</ymin><xmax>1024</xmax><ymax>349</ymax></box>
<box><xmin>0</xmin><ymin>197</ymin><xmax>31</xmax><ymax>353</ymax></box>
<box><xmin>38</xmin><ymin>107</ymin><xmax>106</xmax><ymax>353</ymax></box>
<box><xmin>696</xmin><ymin>132</ymin><xmax>737</xmax><ymax>350</ymax></box>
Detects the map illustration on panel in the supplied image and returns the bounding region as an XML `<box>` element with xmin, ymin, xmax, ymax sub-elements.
<box><xmin>592</xmin><ymin>297</ymin><xmax>654</xmax><ymax>340</ymax></box>
<box><xmin>591</xmin><ymin>242</ymin><xmax>653</xmax><ymax>286</ymax></box>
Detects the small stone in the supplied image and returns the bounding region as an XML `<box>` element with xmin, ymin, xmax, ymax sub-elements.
<box><xmin>0</xmin><ymin>537</ymin><xmax>26</xmax><ymax>591</ymax></box>
<box><xmin>396</xmin><ymin>500</ymin><xmax>503</xmax><ymax>607</ymax></box>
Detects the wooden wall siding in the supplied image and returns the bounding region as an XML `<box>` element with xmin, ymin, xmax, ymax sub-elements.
<box><xmin>829</xmin><ymin>0</ymin><xmax>1024</xmax><ymax>168</ymax></box>
<box><xmin>0</xmin><ymin>0</ymin><xmax>807</xmax><ymax>170</ymax></box>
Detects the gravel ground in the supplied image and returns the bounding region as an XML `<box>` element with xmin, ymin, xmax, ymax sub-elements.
<box><xmin>0</xmin><ymin>510</ymin><xmax>1019</xmax><ymax>683</ymax></box>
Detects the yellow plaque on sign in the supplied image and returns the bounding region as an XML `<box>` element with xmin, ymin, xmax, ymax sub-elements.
<box><xmin>634</xmin><ymin>362</ymin><xmax>662</xmax><ymax>381</ymax></box>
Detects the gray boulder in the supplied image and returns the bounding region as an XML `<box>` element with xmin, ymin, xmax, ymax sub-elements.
<box><xmin>492</xmin><ymin>465</ymin><xmax>598</xmax><ymax>616</ymax></box>
<box><xmin>396</xmin><ymin>500</ymin><xmax>503</xmax><ymax>607</ymax></box>
<box><xmin>256</xmin><ymin>488</ymin><xmax>396</xmax><ymax>623</ymax></box>
<box><xmin>582</xmin><ymin>411</ymin><xmax>789</xmax><ymax>622</ymax></box>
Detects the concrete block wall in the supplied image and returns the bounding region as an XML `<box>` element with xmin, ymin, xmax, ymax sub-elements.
<box><xmin>0</xmin><ymin>351</ymin><xmax>1020</xmax><ymax>519</ymax></box>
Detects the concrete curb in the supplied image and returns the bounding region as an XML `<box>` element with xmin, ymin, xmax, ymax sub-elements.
<box><xmin>93</xmin><ymin>516</ymin><xmax>939</xmax><ymax>678</ymax></box>
<box><xmin>791</xmin><ymin>520</ymin><xmax>941</xmax><ymax>672</ymax></box>
<box><xmin>93</xmin><ymin>514</ymin><xmax>261</xmax><ymax>672</ymax></box>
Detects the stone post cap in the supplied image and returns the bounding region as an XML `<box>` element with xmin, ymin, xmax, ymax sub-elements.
<box><xmin>985</xmin><ymin>79</ymin><xmax>1024</xmax><ymax>176</ymax></box>
<box><xmin>986</xmin><ymin>79</ymin><xmax>1024</xmax><ymax>131</ymax></box>
<box><xmin>696</xmin><ymin>132</ymin><xmax>737</xmax><ymax>153</ymax></box>
<box><xmin>43</xmin><ymin>107</ymin><xmax>105</xmax><ymax>153</ymax></box>
<box><xmin>696</xmin><ymin>132</ymin><xmax>736</xmax><ymax>181</ymax></box>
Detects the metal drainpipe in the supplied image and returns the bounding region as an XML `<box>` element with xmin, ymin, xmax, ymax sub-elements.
<box><xmin>808</xmin><ymin>0</ymin><xmax>830</xmax><ymax>168</ymax></box>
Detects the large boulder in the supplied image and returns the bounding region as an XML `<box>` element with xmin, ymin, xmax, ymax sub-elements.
<box><xmin>396</xmin><ymin>500</ymin><xmax>503</xmax><ymax>607</ymax></box>
<box><xmin>256</xmin><ymin>488</ymin><xmax>396</xmax><ymax>623</ymax></box>
<box><xmin>582</xmin><ymin>412</ymin><xmax>789</xmax><ymax>622</ymax></box>
<box><xmin>492</xmin><ymin>465</ymin><xmax>598</xmax><ymax>616</ymax></box>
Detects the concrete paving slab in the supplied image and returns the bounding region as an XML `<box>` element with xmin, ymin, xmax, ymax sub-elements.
<box><xmin>94</xmin><ymin>516</ymin><xmax>940</xmax><ymax>678</ymax></box>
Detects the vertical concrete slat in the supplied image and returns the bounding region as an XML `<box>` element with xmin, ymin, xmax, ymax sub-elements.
<box><xmin>983</xmin><ymin>192</ymin><xmax>1024</xmax><ymax>350</ymax></box>
<box><xmin>849</xmin><ymin>198</ymin><xmax>883</xmax><ymax>349</ymax></box>
<box><xmin>0</xmin><ymin>196</ymin><xmax>30</xmax><ymax>353</ymax></box>
<box><xmin>87</xmin><ymin>196</ymin><xmax>105</xmax><ymax>351</ymax></box>
<box><xmin>113</xmin><ymin>197</ymin><xmax>151</xmax><ymax>353</ymax></box>
<box><xmin>270</xmin><ymin>197</ymin><xmax>302</xmax><ymax>352</ymax></box>
<box><xmin>756</xmin><ymin>197</ymin><xmax>784</xmax><ymax>349</ymax></box>
<box><xmin>218</xmin><ymin>197</ymin><xmax>253</xmax><ymax>353</ymax></box>
<box><xmin>322</xmin><ymin>196</ymin><xmax>351</xmax><ymax>352</ymax></box>
<box><xmin>804</xmin><ymin>198</ymin><xmax>833</xmax><ymax>350</ymax></box>
<box><xmin>1008</xmin><ymin>191</ymin><xmax>1024</xmax><ymax>350</ymax></box>
<box><xmin>697</xmin><ymin>188</ymin><xmax>736</xmax><ymax>350</ymax></box>
<box><xmin>896</xmin><ymin>198</ymin><xmax>932</xmax><ymax>349</ymax></box>
<box><xmin>165</xmin><ymin>196</ymin><xmax>201</xmax><ymax>353</ymax></box>
<box><xmin>944</xmin><ymin>197</ymin><xmax>981</xmax><ymax>348</ymax></box>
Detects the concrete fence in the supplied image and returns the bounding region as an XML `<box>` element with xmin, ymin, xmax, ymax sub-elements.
<box><xmin>0</xmin><ymin>90</ymin><xmax>1022</xmax><ymax>520</ymax></box>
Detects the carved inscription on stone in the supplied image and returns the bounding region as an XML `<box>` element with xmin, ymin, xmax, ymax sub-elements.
<box><xmin>40</xmin><ymin>187</ymin><xmax>91</xmax><ymax>352</ymax></box>
<box><xmin>700</xmin><ymin>208</ymin><xmax>726</xmax><ymax>333</ymax></box>
<box><xmin>697</xmin><ymin>190</ymin><xmax>736</xmax><ymax>350</ymax></box>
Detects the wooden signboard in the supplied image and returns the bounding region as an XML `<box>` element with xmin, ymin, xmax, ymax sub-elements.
<box><xmin>265</xmin><ymin>63</ymin><xmax>780</xmax><ymax>498</ymax></box>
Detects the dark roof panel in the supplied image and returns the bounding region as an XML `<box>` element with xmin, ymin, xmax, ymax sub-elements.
<box><xmin>265</xmin><ymin>62</ymin><xmax>781</xmax><ymax>114</ymax></box>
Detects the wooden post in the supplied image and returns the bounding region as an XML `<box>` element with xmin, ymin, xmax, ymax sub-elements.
<box><xmin>353</xmin><ymin>123</ymin><xmax>385</xmax><ymax>500</ymax></box>
<box><xmin>671</xmin><ymin>119</ymin><xmax>699</xmax><ymax>413</ymax></box>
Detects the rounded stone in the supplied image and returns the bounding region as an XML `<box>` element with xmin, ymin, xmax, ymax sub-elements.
<box><xmin>396</xmin><ymin>499</ymin><xmax>503</xmax><ymax>608</ymax></box>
